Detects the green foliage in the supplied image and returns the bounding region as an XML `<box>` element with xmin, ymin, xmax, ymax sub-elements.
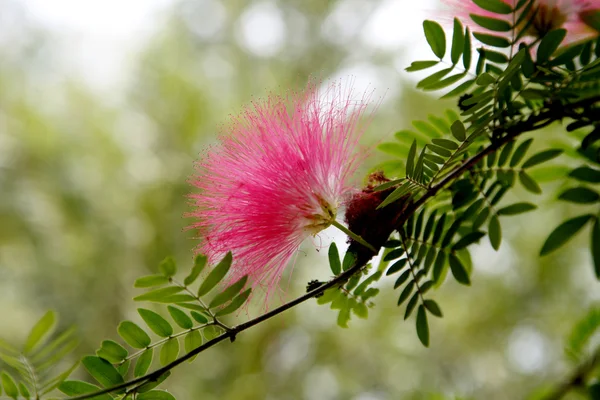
<box><xmin>379</xmin><ymin>11</ymin><xmax>600</xmax><ymax>347</ymax></box>
<box><xmin>55</xmin><ymin>255</ymin><xmax>249</xmax><ymax>399</ymax></box>
<box><xmin>318</xmin><ymin>245</ymin><xmax>383</xmax><ymax>328</ymax></box>
<box><xmin>0</xmin><ymin>312</ymin><xmax>79</xmax><ymax>399</ymax></box>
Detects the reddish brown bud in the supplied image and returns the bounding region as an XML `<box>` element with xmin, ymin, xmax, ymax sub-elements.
<box><xmin>344</xmin><ymin>172</ymin><xmax>412</xmax><ymax>264</ymax></box>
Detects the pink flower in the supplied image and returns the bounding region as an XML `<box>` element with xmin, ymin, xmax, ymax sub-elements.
<box><xmin>188</xmin><ymin>81</ymin><xmax>370</xmax><ymax>300</ymax></box>
<box><xmin>443</xmin><ymin>0</ymin><xmax>599</xmax><ymax>44</ymax></box>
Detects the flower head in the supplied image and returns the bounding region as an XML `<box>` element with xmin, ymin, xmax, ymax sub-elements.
<box><xmin>443</xmin><ymin>0</ymin><xmax>599</xmax><ymax>44</ymax></box>
<box><xmin>188</xmin><ymin>81</ymin><xmax>370</xmax><ymax>299</ymax></box>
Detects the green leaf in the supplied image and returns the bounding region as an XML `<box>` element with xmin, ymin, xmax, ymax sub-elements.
<box><xmin>134</xmin><ymin>286</ymin><xmax>185</xmax><ymax>302</ymax></box>
<box><xmin>394</xmin><ymin>270</ymin><xmax>411</xmax><ymax>289</ymax></box>
<box><xmin>463</xmin><ymin>27</ymin><xmax>472</xmax><ymax>70</ymax></box>
<box><xmin>377</xmin><ymin>182</ymin><xmax>412</xmax><ymax>209</ymax></box>
<box><xmin>353</xmin><ymin>271</ymin><xmax>382</xmax><ymax>296</ymax></box>
<box><xmin>138</xmin><ymin>309</ymin><xmax>173</xmax><ymax>338</ymax></box>
<box><xmin>19</xmin><ymin>382</ymin><xmax>30</xmax><ymax>399</ymax></box>
<box><xmin>519</xmin><ymin>171</ymin><xmax>542</xmax><ymax>194</ymax></box>
<box><xmin>417</xmin><ymin>68</ymin><xmax>452</xmax><ymax>88</ymax></box>
<box><xmin>473</xmin><ymin>32</ymin><xmax>511</xmax><ymax>48</ymax></box>
<box><xmin>550</xmin><ymin>42</ymin><xmax>585</xmax><ymax>65</ymax></box>
<box><xmin>404</xmin><ymin>292</ymin><xmax>420</xmax><ymax>320</ymax></box>
<box><xmin>520</xmin><ymin>89</ymin><xmax>547</xmax><ymax>100</ymax></box>
<box><xmin>423</xmin><ymin>211</ymin><xmax>437</xmax><ymax>242</ymax></box>
<box><xmin>190</xmin><ymin>311</ymin><xmax>209</xmax><ymax>324</ymax></box>
<box><xmin>167</xmin><ymin>306</ymin><xmax>193</xmax><ymax>329</ymax></box>
<box><xmin>569</xmin><ymin>167</ymin><xmax>600</xmax><ymax>183</ymax></box>
<box><xmin>476</xmin><ymin>72</ymin><xmax>495</xmax><ymax>86</ymax></box>
<box><xmin>184</xmin><ymin>254</ymin><xmax>207</xmax><ymax>286</ymax></box>
<box><xmin>159</xmin><ymin>257</ymin><xmax>176</xmax><ymax>277</ymax></box>
<box><xmin>473</xmin><ymin>208</ymin><xmax>491</xmax><ymax>230</ymax></box>
<box><xmin>470</xmin><ymin>14</ymin><xmax>511</xmax><ymax>31</ymax></box>
<box><xmin>424</xmin><ymin>247</ymin><xmax>437</xmax><ymax>272</ymax></box>
<box><xmin>488</xmin><ymin>215</ymin><xmax>502</xmax><ymax>250</ymax></box>
<box><xmin>416</xmin><ymin>305</ymin><xmax>430</xmax><ymax>347</ymax></box>
<box><xmin>451</xmin><ymin>120</ymin><xmax>466</xmax><ymax>141</ymax></box>
<box><xmin>117</xmin><ymin>359</ymin><xmax>130</xmax><ymax>378</ymax></box>
<box><xmin>397</xmin><ymin>280</ymin><xmax>415</xmax><ymax>306</ymax></box>
<box><xmin>406</xmin><ymin>60</ymin><xmax>439</xmax><ymax>71</ymax></box>
<box><xmin>441</xmin><ymin>218</ymin><xmax>463</xmax><ymax>248</ymax></box>
<box><xmin>157</xmin><ymin>294</ymin><xmax>197</xmax><ymax>304</ymax></box>
<box><xmin>342</xmin><ymin>252</ymin><xmax>356</xmax><ymax>271</ymax></box>
<box><xmin>386</xmin><ymin>258</ymin><xmax>408</xmax><ymax>275</ymax></box>
<box><xmin>96</xmin><ymin>340</ymin><xmax>128</xmax><ymax>363</ymax></box>
<box><xmin>59</xmin><ymin>380</ymin><xmax>112</xmax><ymax>400</ymax></box>
<box><xmin>452</xmin><ymin>231</ymin><xmax>486</xmax><ymax>250</ymax></box>
<box><xmin>497</xmin><ymin>141</ymin><xmax>514</xmax><ymax>167</ymax></box>
<box><xmin>537</xmin><ymin>29</ymin><xmax>567</xmax><ymax>62</ymax></box>
<box><xmin>423</xmin><ymin>299</ymin><xmax>443</xmax><ymax>317</ymax></box>
<box><xmin>423</xmin><ymin>20</ymin><xmax>446</xmax><ymax>58</ymax></box>
<box><xmin>135</xmin><ymin>275</ymin><xmax>170</xmax><ymax>288</ymax></box>
<box><xmin>352</xmin><ymin>302</ymin><xmax>369</xmax><ymax>319</ymax></box>
<box><xmin>24</xmin><ymin>310</ymin><xmax>56</xmax><ymax>353</ymax></box>
<box><xmin>406</xmin><ymin>140</ymin><xmax>417</xmax><ymax>177</ymax></box>
<box><xmin>509</xmin><ymin>138</ymin><xmax>533</xmax><ymax>167</ymax></box>
<box><xmin>433</xmin><ymin>252</ymin><xmax>447</xmax><ymax>284</ymax></box>
<box><xmin>118</xmin><ymin>321</ymin><xmax>151</xmax><ymax>348</ymax></box>
<box><xmin>414</xmin><ymin>210</ymin><xmax>425</xmax><ymax>238</ymax></box>
<box><xmin>82</xmin><ymin>355</ymin><xmax>125</xmax><ymax>387</ymax></box>
<box><xmin>209</xmin><ymin>276</ymin><xmax>248</xmax><ymax>309</ymax></box>
<box><xmin>592</xmin><ymin>218</ymin><xmax>600</xmax><ymax>279</ymax></box>
<box><xmin>451</xmin><ymin>18</ymin><xmax>464</xmax><ymax>64</ymax></box>
<box><xmin>197</xmin><ymin>252</ymin><xmax>233</xmax><ymax>297</ymax></box>
<box><xmin>337</xmin><ymin>302</ymin><xmax>351</xmax><ymax>329</ymax></box>
<box><xmin>160</xmin><ymin>339</ymin><xmax>179</xmax><ymax>366</ymax></box>
<box><xmin>432</xmin><ymin>138</ymin><xmax>458</xmax><ymax>150</ymax></box>
<box><xmin>137</xmin><ymin>390</ymin><xmax>177</xmax><ymax>400</ymax></box>
<box><xmin>1</xmin><ymin>372</ymin><xmax>18</xmax><ymax>399</ymax></box>
<box><xmin>424</xmin><ymin>72</ymin><xmax>467</xmax><ymax>91</ymax></box>
<box><xmin>215</xmin><ymin>288</ymin><xmax>252</xmax><ymax>316</ymax></box>
<box><xmin>134</xmin><ymin>348</ymin><xmax>153</xmax><ymax>377</ymax></box>
<box><xmin>522</xmin><ymin>149</ymin><xmax>563</xmax><ymax>168</ymax></box>
<box><xmin>328</xmin><ymin>243</ymin><xmax>341</xmax><ymax>275</ymax></box>
<box><xmin>540</xmin><ymin>215</ymin><xmax>594</xmax><ymax>256</ymax></box>
<box><xmin>449</xmin><ymin>253</ymin><xmax>470</xmax><ymax>285</ymax></box>
<box><xmin>432</xmin><ymin>214</ymin><xmax>447</xmax><ymax>245</ymax></box>
<box><xmin>374</xmin><ymin>180</ymin><xmax>404</xmax><ymax>193</ymax></box>
<box><xmin>428</xmin><ymin>144</ymin><xmax>452</xmax><ymax>158</ymax></box>
<box><xmin>558</xmin><ymin>187</ymin><xmax>600</xmax><ymax>204</ymax></box>
<box><xmin>497</xmin><ymin>202</ymin><xmax>537</xmax><ymax>216</ymax></box>
<box><xmin>184</xmin><ymin>330</ymin><xmax>203</xmax><ymax>357</ymax></box>
<box><xmin>473</xmin><ymin>0</ymin><xmax>512</xmax><ymax>13</ymax></box>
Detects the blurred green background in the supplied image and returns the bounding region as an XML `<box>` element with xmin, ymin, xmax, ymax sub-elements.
<box><xmin>1</xmin><ymin>0</ymin><xmax>599</xmax><ymax>399</ymax></box>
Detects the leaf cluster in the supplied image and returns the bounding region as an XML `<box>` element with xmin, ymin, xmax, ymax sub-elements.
<box><xmin>317</xmin><ymin>243</ymin><xmax>380</xmax><ymax>328</ymax></box>
<box><xmin>59</xmin><ymin>254</ymin><xmax>250</xmax><ymax>400</ymax></box>
<box><xmin>0</xmin><ymin>311</ymin><xmax>78</xmax><ymax>399</ymax></box>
